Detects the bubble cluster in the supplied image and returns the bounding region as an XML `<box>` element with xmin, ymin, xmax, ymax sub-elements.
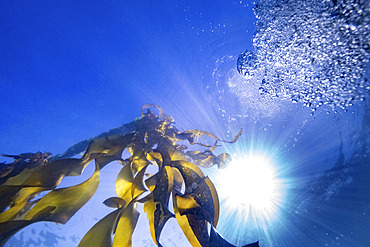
<box><xmin>237</xmin><ymin>0</ymin><xmax>370</xmax><ymax>111</ymax></box>
<box><xmin>211</xmin><ymin>56</ymin><xmax>287</xmax><ymax>122</ymax></box>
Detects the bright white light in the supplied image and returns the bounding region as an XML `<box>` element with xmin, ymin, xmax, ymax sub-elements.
<box><xmin>215</xmin><ymin>154</ymin><xmax>282</xmax><ymax>221</ymax></box>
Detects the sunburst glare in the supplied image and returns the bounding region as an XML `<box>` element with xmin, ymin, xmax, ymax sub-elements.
<box><xmin>218</xmin><ymin>155</ymin><xmax>279</xmax><ymax>212</ymax></box>
<box><xmin>212</xmin><ymin>151</ymin><xmax>287</xmax><ymax>245</ymax></box>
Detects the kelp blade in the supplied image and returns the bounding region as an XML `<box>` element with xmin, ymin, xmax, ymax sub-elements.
<box><xmin>112</xmin><ymin>200</ymin><xmax>140</xmax><ymax>247</ymax></box>
<box><xmin>170</xmin><ymin>160</ymin><xmax>219</xmax><ymax>226</ymax></box>
<box><xmin>142</xmin><ymin>166</ymin><xmax>174</xmax><ymax>246</ymax></box>
<box><xmin>23</xmin><ymin>162</ymin><xmax>100</xmax><ymax>223</ymax></box>
<box><xmin>78</xmin><ymin>208</ymin><xmax>121</xmax><ymax>247</ymax></box>
<box><xmin>115</xmin><ymin>162</ymin><xmax>134</xmax><ymax>203</ymax></box>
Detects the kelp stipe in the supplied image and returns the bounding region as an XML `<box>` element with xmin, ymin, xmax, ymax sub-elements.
<box><xmin>0</xmin><ymin>104</ymin><xmax>259</xmax><ymax>247</ymax></box>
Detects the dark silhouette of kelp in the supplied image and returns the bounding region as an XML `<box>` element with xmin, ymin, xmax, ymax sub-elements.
<box><xmin>0</xmin><ymin>104</ymin><xmax>258</xmax><ymax>247</ymax></box>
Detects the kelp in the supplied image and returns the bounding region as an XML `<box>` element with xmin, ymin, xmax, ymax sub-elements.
<box><xmin>0</xmin><ymin>104</ymin><xmax>259</xmax><ymax>247</ymax></box>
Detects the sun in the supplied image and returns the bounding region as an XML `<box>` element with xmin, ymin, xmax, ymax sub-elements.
<box><xmin>214</xmin><ymin>153</ymin><xmax>283</xmax><ymax>221</ymax></box>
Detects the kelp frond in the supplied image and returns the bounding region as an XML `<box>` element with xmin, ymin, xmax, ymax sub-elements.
<box><xmin>0</xmin><ymin>104</ymin><xmax>258</xmax><ymax>247</ymax></box>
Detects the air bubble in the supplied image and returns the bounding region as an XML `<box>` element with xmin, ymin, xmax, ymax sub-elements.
<box><xmin>192</xmin><ymin>182</ymin><xmax>198</xmax><ymax>190</ymax></box>
<box><xmin>237</xmin><ymin>0</ymin><xmax>370</xmax><ymax>112</ymax></box>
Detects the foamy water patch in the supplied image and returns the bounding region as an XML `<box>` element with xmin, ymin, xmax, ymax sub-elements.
<box><xmin>237</xmin><ymin>0</ymin><xmax>370</xmax><ymax>112</ymax></box>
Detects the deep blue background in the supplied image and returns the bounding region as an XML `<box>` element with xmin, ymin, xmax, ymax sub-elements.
<box><xmin>0</xmin><ymin>0</ymin><xmax>254</xmax><ymax>157</ymax></box>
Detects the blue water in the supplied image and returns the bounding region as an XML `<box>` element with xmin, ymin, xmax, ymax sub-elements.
<box><xmin>1</xmin><ymin>1</ymin><xmax>369</xmax><ymax>246</ymax></box>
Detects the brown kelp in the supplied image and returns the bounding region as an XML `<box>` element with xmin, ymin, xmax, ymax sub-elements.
<box><xmin>0</xmin><ymin>104</ymin><xmax>258</xmax><ymax>247</ymax></box>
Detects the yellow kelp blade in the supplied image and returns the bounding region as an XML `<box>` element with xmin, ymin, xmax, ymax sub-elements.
<box><xmin>174</xmin><ymin>192</ymin><xmax>218</xmax><ymax>247</ymax></box>
<box><xmin>185</xmin><ymin>150</ymin><xmax>216</xmax><ymax>168</ymax></box>
<box><xmin>0</xmin><ymin>152</ymin><xmax>51</xmax><ymax>183</ymax></box>
<box><xmin>188</xmin><ymin>128</ymin><xmax>242</xmax><ymax>144</ymax></box>
<box><xmin>172</xmin><ymin>167</ymin><xmax>184</xmax><ymax>193</ymax></box>
<box><xmin>23</xmin><ymin>161</ymin><xmax>100</xmax><ymax>224</ymax></box>
<box><xmin>182</xmin><ymin>128</ymin><xmax>243</xmax><ymax>148</ymax></box>
<box><xmin>166</xmin><ymin>144</ymin><xmax>187</xmax><ymax>162</ymax></box>
<box><xmin>141</xmin><ymin>104</ymin><xmax>164</xmax><ymax>118</ymax></box>
<box><xmin>183</xmin><ymin>129</ymin><xmax>219</xmax><ymax>143</ymax></box>
<box><xmin>171</xmin><ymin>160</ymin><xmax>221</xmax><ymax>247</ymax></box>
<box><xmin>130</xmin><ymin>151</ymin><xmax>151</xmax><ymax>174</ymax></box>
<box><xmin>90</xmin><ymin>134</ymin><xmax>136</xmax><ymax>170</ymax></box>
<box><xmin>115</xmin><ymin>162</ymin><xmax>134</xmax><ymax>203</ymax></box>
<box><xmin>82</xmin><ymin>134</ymin><xmax>134</xmax><ymax>161</ymax></box>
<box><xmin>2</xmin><ymin>158</ymin><xmax>90</xmax><ymax>188</ymax></box>
<box><xmin>103</xmin><ymin>197</ymin><xmax>126</xmax><ymax>209</ymax></box>
<box><xmin>112</xmin><ymin>200</ymin><xmax>140</xmax><ymax>247</ymax></box>
<box><xmin>169</xmin><ymin>150</ymin><xmax>187</xmax><ymax>162</ymax></box>
<box><xmin>78</xmin><ymin>208</ymin><xmax>121</xmax><ymax>247</ymax></box>
<box><xmin>147</xmin><ymin>151</ymin><xmax>163</xmax><ymax>164</ymax></box>
<box><xmin>144</xmin><ymin>173</ymin><xmax>157</xmax><ymax>192</ymax></box>
<box><xmin>0</xmin><ymin>206</ymin><xmax>56</xmax><ymax>246</ymax></box>
<box><xmin>175</xmin><ymin>194</ymin><xmax>200</xmax><ymax>215</ymax></box>
<box><xmin>216</xmin><ymin>153</ymin><xmax>232</xmax><ymax>169</ymax></box>
<box><xmin>131</xmin><ymin>165</ymin><xmax>148</xmax><ymax>199</ymax></box>
<box><xmin>0</xmin><ymin>164</ymin><xmax>14</xmax><ymax>178</ymax></box>
<box><xmin>0</xmin><ymin>198</ymin><xmax>29</xmax><ymax>223</ymax></box>
<box><xmin>0</xmin><ymin>185</ymin><xmax>45</xmax><ymax>215</ymax></box>
<box><xmin>172</xmin><ymin>194</ymin><xmax>202</xmax><ymax>247</ymax></box>
<box><xmin>185</xmin><ymin>215</ymin><xmax>209</xmax><ymax>247</ymax></box>
<box><xmin>94</xmin><ymin>146</ymin><xmax>126</xmax><ymax>170</ymax></box>
<box><xmin>170</xmin><ymin>160</ymin><xmax>219</xmax><ymax>226</ymax></box>
<box><xmin>142</xmin><ymin>166</ymin><xmax>174</xmax><ymax>246</ymax></box>
<box><xmin>186</xmin><ymin>150</ymin><xmax>236</xmax><ymax>169</ymax></box>
<box><xmin>143</xmin><ymin>200</ymin><xmax>174</xmax><ymax>247</ymax></box>
<box><xmin>0</xmin><ymin>186</ymin><xmax>26</xmax><ymax>213</ymax></box>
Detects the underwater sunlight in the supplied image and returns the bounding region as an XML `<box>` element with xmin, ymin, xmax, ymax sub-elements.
<box><xmin>216</xmin><ymin>154</ymin><xmax>282</xmax><ymax>218</ymax></box>
<box><xmin>210</xmin><ymin>144</ymin><xmax>289</xmax><ymax>247</ymax></box>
